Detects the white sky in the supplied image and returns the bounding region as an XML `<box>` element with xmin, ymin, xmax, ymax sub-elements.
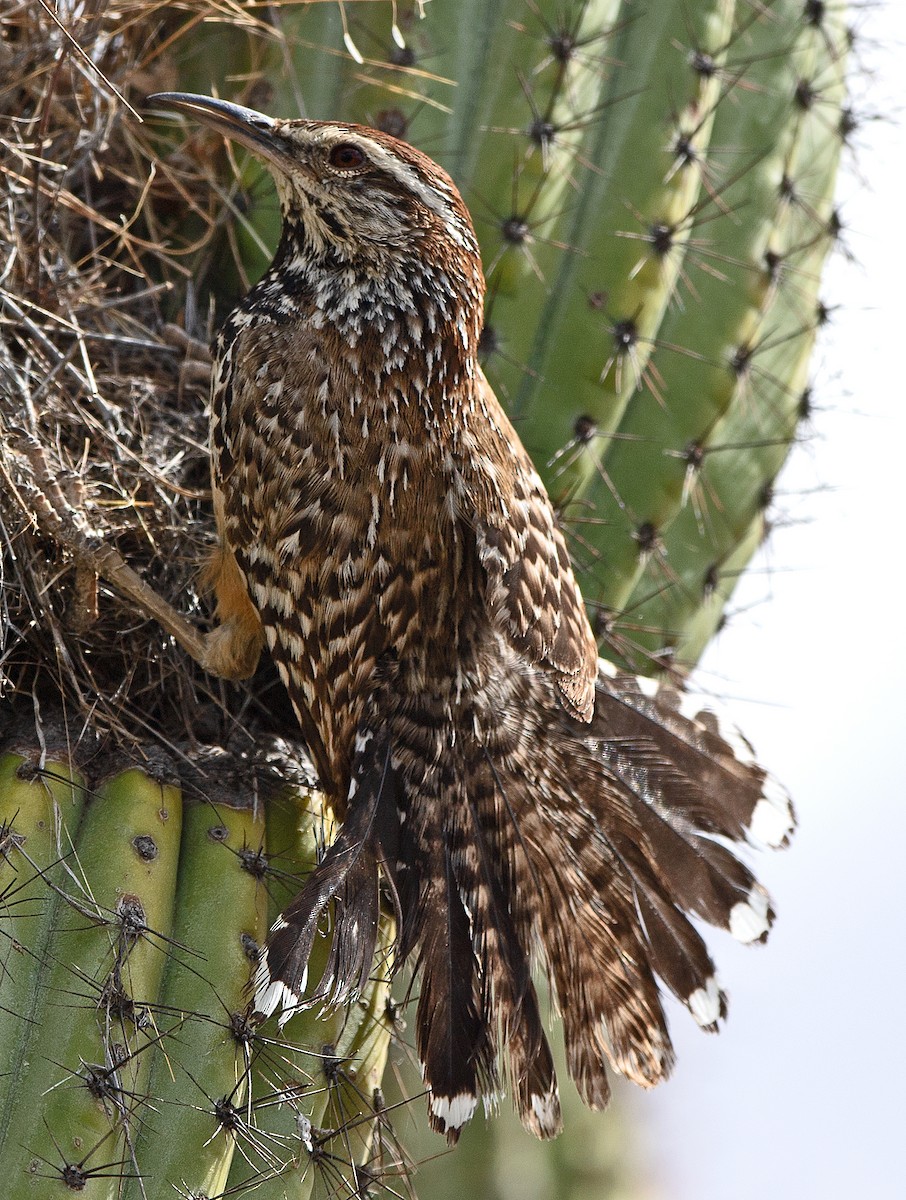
<box><xmin>642</xmin><ymin>4</ymin><xmax>906</xmax><ymax>1198</ymax></box>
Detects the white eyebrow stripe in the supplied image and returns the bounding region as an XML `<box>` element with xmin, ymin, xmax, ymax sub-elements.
<box><xmin>330</xmin><ymin>134</ymin><xmax>470</xmax><ymax>247</ymax></box>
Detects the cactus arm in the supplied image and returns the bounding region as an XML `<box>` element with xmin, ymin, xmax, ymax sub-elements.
<box><xmin>579</xmin><ymin>0</ymin><xmax>812</xmax><ymax>614</ymax></box>
<box><xmin>0</xmin><ymin>755</ymin><xmax>88</xmax><ymax>1138</ymax></box>
<box><xmin>226</xmin><ymin>785</ymin><xmax>344</xmax><ymax>1199</ymax></box>
<box><xmin>505</xmin><ymin>1</ymin><xmax>737</xmax><ymax>453</ymax></box>
<box><xmin>125</xmin><ymin>793</ymin><xmax>269</xmax><ymax>1199</ymax></box>
<box><xmin>308</xmin><ymin>912</ymin><xmax>395</xmax><ymax>1199</ymax></box>
<box><xmin>1</xmin><ymin>766</ymin><xmax>181</xmax><ymax>1198</ymax></box>
<box><xmin>623</xmin><ymin>4</ymin><xmax>849</xmax><ymax>663</ymax></box>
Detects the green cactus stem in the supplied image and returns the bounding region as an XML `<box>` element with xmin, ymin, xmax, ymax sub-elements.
<box><xmin>0</xmin><ymin>748</ymin><xmax>395</xmax><ymax>1199</ymax></box>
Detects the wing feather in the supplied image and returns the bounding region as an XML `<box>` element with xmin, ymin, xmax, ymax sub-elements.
<box><xmin>464</xmin><ymin>369</ymin><xmax>597</xmax><ymax>721</ymax></box>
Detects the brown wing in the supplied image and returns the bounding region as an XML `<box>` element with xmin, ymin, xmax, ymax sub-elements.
<box><xmin>463</xmin><ymin>368</ymin><xmax>597</xmax><ymax>722</ymax></box>
<box><xmin>210</xmin><ymin>319</ymin><xmax>340</xmax><ymax>790</ymax></box>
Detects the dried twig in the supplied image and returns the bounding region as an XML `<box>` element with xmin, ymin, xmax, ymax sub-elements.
<box><xmin>0</xmin><ymin>0</ymin><xmax>252</xmax><ymax>748</ymax></box>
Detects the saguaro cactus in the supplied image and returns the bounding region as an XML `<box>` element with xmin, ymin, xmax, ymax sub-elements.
<box><xmin>0</xmin><ymin>737</ymin><xmax>395</xmax><ymax>1198</ymax></box>
<box><xmin>0</xmin><ymin>1</ymin><xmax>849</xmax><ymax>1196</ymax></box>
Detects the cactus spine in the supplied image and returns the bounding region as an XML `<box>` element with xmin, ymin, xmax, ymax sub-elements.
<box><xmin>0</xmin><ymin>749</ymin><xmax>391</xmax><ymax>1198</ymax></box>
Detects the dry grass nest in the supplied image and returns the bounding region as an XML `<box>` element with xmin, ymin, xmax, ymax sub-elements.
<box><xmin>0</xmin><ymin>0</ymin><xmax>307</xmax><ymax>771</ymax></box>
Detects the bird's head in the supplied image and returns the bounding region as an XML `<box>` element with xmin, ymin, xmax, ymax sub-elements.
<box><xmin>150</xmin><ymin>93</ymin><xmax>481</xmax><ymax>271</ymax></box>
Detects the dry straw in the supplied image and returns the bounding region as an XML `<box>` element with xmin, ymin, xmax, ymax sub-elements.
<box><xmin>0</xmin><ymin>0</ymin><xmax>291</xmax><ymax>758</ymax></box>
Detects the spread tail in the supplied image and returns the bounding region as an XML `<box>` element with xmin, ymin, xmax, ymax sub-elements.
<box><xmin>253</xmin><ymin>661</ymin><xmax>794</xmax><ymax>1140</ymax></box>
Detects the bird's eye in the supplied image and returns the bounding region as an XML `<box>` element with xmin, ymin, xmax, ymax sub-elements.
<box><xmin>328</xmin><ymin>143</ymin><xmax>368</xmax><ymax>171</ymax></box>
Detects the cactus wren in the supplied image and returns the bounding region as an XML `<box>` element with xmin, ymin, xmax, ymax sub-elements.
<box><xmin>152</xmin><ymin>93</ymin><xmax>794</xmax><ymax>1142</ymax></box>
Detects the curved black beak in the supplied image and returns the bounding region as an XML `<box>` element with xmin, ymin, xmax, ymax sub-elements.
<box><xmin>148</xmin><ymin>92</ymin><xmax>288</xmax><ymax>168</ymax></box>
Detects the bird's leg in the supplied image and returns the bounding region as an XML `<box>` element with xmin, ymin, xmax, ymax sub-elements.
<box><xmin>160</xmin><ymin>322</ymin><xmax>264</xmax><ymax>677</ymax></box>
<box><xmin>198</xmin><ymin>536</ymin><xmax>264</xmax><ymax>680</ymax></box>
<box><xmin>4</xmin><ymin>427</ymin><xmax>256</xmax><ymax>679</ymax></box>
<box><xmin>84</xmin><ymin>537</ymin><xmax>213</xmax><ymax>669</ymax></box>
